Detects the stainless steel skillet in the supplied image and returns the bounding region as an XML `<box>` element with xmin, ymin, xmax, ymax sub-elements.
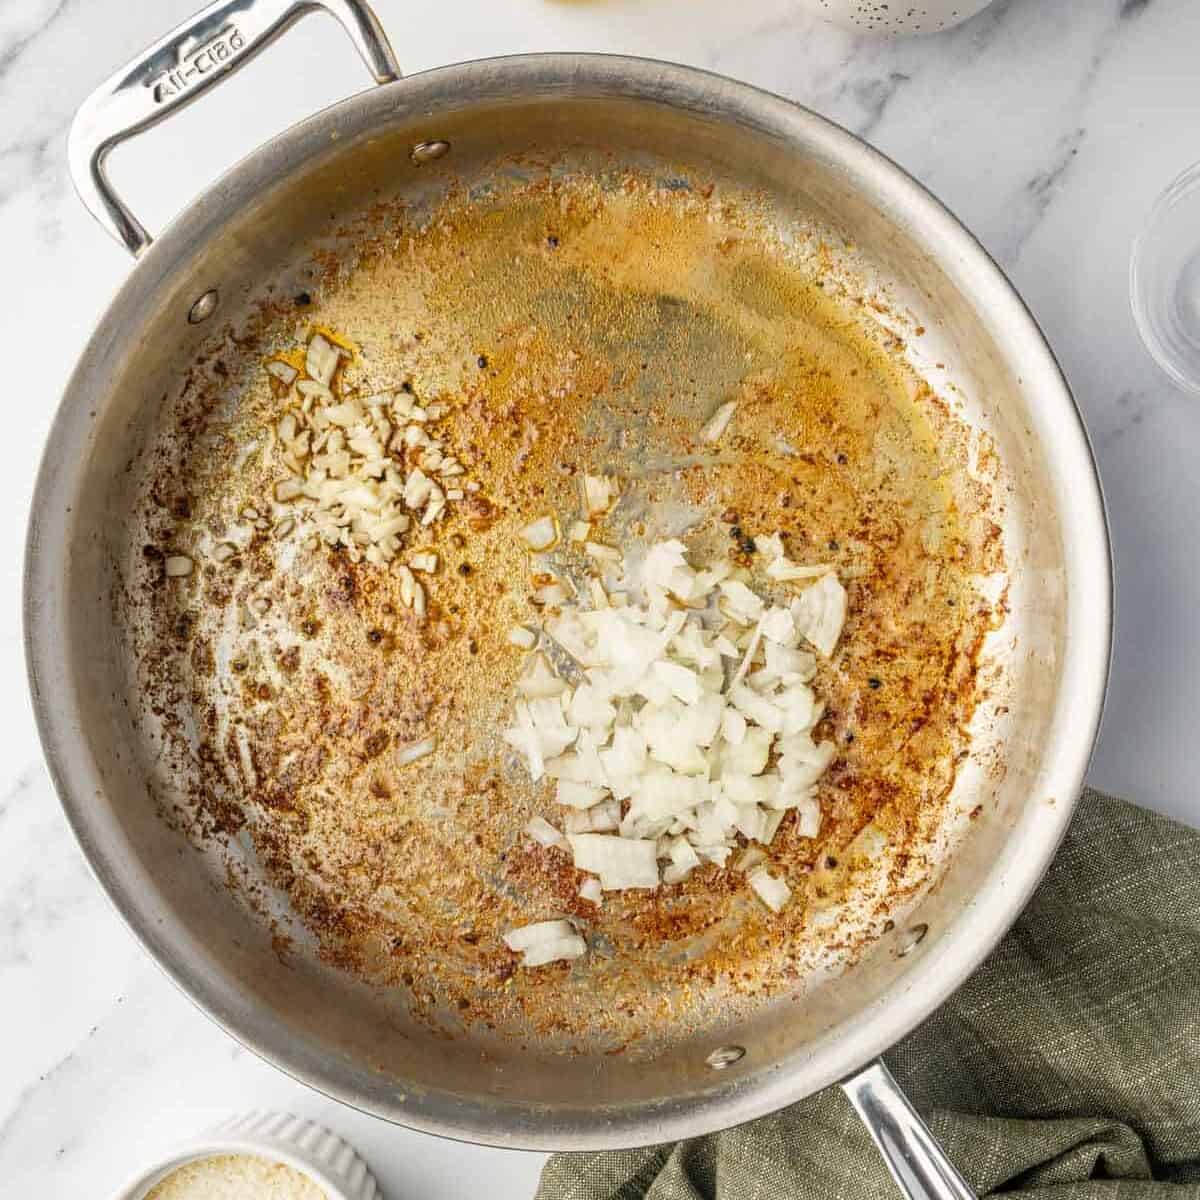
<box><xmin>26</xmin><ymin>3</ymin><xmax>1111</xmax><ymax>1197</ymax></box>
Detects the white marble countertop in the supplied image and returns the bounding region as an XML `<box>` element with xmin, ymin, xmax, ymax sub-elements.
<box><xmin>3</xmin><ymin>0</ymin><xmax>1198</xmax><ymax>1194</ymax></box>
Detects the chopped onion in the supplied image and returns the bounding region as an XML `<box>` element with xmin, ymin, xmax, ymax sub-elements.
<box><xmin>556</xmin><ymin>779</ymin><xmax>608</xmax><ymax>810</ymax></box>
<box><xmin>517</xmin><ymin>654</ymin><xmax>569</xmax><ymax>699</ymax></box>
<box><xmin>520</xmin><ymin>937</ymin><xmax>583</xmax><ymax>968</ymax></box>
<box><xmin>324</xmin><ymin>401</ymin><xmax>363</xmax><ymax>428</ymax></box>
<box><xmin>296</xmin><ymin>378</ymin><xmax>333</xmax><ymax>401</ymax></box>
<box><xmin>397</xmin><ymin>565</ymin><xmax>417</xmax><ymax>609</ymax></box>
<box><xmin>662</xmin><ymin>862</ymin><xmax>693</xmax><ymax>885</ymax></box>
<box><xmin>652</xmin><ymin>660</ymin><xmax>701</xmax><ymax>704</ymax></box>
<box><xmin>567</xmin><ymin>683</ymin><xmax>616</xmax><ymax>730</ymax></box>
<box><xmin>590</xmin><ymin>799</ymin><xmax>621</xmax><ymax>832</ymax></box>
<box><xmin>761</xmin><ymin>809</ymin><xmax>786</xmax><ymax>844</ymax></box>
<box><xmin>520</xmin><ymin>514</ymin><xmax>559</xmax><ymax>551</ymax></box>
<box><xmin>584</xmin><ymin>541</ymin><xmax>621</xmax><ymax>564</ymax></box>
<box><xmin>274</xmin><ymin>477</ymin><xmax>304</xmax><ymax>502</ymax></box>
<box><xmin>568</xmin><ymin>520</ymin><xmax>591</xmax><ymax>543</ymax></box>
<box><xmin>796</xmin><ymin>796</ymin><xmax>822</xmax><ymax>838</ymax></box>
<box><xmin>266</xmin><ymin>359</ymin><xmax>299</xmax><ymax>385</ymax></box>
<box><xmin>720</xmin><ymin>707</ymin><xmax>747</xmax><ymax>745</ymax></box>
<box><xmin>723</xmin><ymin>726</ymin><xmax>772</xmax><ymax>776</ymax></box>
<box><xmin>598</xmin><ymin>726</ymin><xmax>646</xmax><ymax>798</ymax></box>
<box><xmin>521</xmin><ymin>697</ymin><xmax>577</xmax><ymax>761</ymax></box>
<box><xmin>719</xmin><ymin>579</ymin><xmax>764</xmax><ymax>625</ymax></box>
<box><xmin>668</xmin><ymin>836</ymin><xmax>701</xmax><ymax>871</ymax></box>
<box><xmin>637</xmin><ymin>703</ymin><xmax>709</xmax><ymax>775</ymax></box>
<box><xmin>581</xmin><ymin>474</ymin><xmax>617</xmax><ymax>517</ymax></box>
<box><xmin>761</xmin><ymin>607</ymin><xmax>796</xmax><ymax>646</ymax></box>
<box><xmin>547</xmin><ymin>741</ymin><xmax>608</xmax><ymax>788</ymax></box>
<box><xmin>503</xmin><ymin>703</ymin><xmax>545</xmax><ymax>780</ymax></box>
<box><xmin>400</xmin><ymin>468</ymin><xmax>429</xmax><ymax>510</ymax></box>
<box><xmin>734</xmin><ymin>847</ymin><xmax>767</xmax><ymax>873</ymax></box>
<box><xmin>526</xmin><ymin>816</ymin><xmax>564</xmax><ymax>847</ymax></box>
<box><xmin>568</xmin><ymin>833</ymin><xmax>659</xmax><ymax>890</ymax></box>
<box><xmin>533</xmin><ymin>582</ymin><xmax>570</xmax><ymax>608</ymax></box>
<box><xmin>753</xmin><ymin>532</ymin><xmax>785</xmax><ymax>560</ymax></box>
<box><xmin>777</xmin><ymin>734</ymin><xmax>836</xmax><ymax>789</ymax></box>
<box><xmin>729</xmin><ymin>683</ymin><xmax>783</xmax><ymax>733</ymax></box>
<box><xmin>767</xmin><ymin>556</ymin><xmax>834</xmax><ymax>583</ymax></box>
<box><xmin>641</xmin><ymin>540</ymin><xmax>696</xmax><ymax>602</ymax></box>
<box><xmin>696</xmin><ymin>844</ymin><xmax>732</xmax><ymax>867</ymax></box>
<box><xmin>579</xmin><ymin>878</ymin><xmax>604</xmax><ymax>905</ymax></box>
<box><xmin>720</xmin><ymin>773</ymin><xmax>776</xmax><ymax>807</ymax></box>
<box><xmin>700</xmin><ymin>400</ymin><xmax>738</xmax><ymax>444</ymax></box>
<box><xmin>564</xmin><ymin>809</ymin><xmax>592</xmax><ymax>834</ymax></box>
<box><xmin>503</xmin><ymin>919</ymin><xmax>586</xmax><ymax>967</ymax></box>
<box><xmin>714</xmin><ymin>634</ymin><xmax>739</xmax><ymax>658</ymax></box>
<box><xmin>501</xmin><ymin>536</ymin><xmax>840</xmax><ymax>920</ymax></box>
<box><xmin>731</xmin><ymin>614</ymin><xmax>765</xmax><ymax>687</ymax></box>
<box><xmin>305</xmin><ymin>333</ymin><xmax>342</xmax><ymax>387</ymax></box>
<box><xmin>504</xmin><ymin>920</ymin><xmax>567</xmax><ymax>952</ymax></box>
<box><xmin>628</xmin><ymin>765</ymin><xmax>710</xmax><ymax>823</ymax></box>
<box><xmin>776</xmin><ymin>681</ymin><xmax>817</xmax><ymax>735</ymax></box>
<box><xmin>164</xmin><ymin>555</ymin><xmax>193</xmax><ymax>578</ymax></box>
<box><xmin>396</xmin><ymin>735</ymin><xmax>436</xmax><ymax>765</ymax></box>
<box><xmin>735</xmin><ymin>803</ymin><xmax>770</xmax><ymax>843</ymax></box>
<box><xmin>508</xmin><ymin>626</ymin><xmax>538</xmax><ymax>649</ymax></box>
<box><xmin>765</xmin><ymin>641</ymin><xmax>817</xmax><ymax>684</ymax></box>
<box><xmin>748</xmin><ymin>868</ymin><xmax>792</xmax><ymax>913</ymax></box>
<box><xmin>791</xmin><ymin>573</ymin><xmax>848</xmax><ymax>657</ymax></box>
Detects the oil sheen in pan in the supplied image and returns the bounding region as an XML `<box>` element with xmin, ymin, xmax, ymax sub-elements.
<box><xmin>123</xmin><ymin>168</ymin><xmax>1005</xmax><ymax>1046</ymax></box>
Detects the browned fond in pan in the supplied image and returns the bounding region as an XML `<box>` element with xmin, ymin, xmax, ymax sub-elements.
<box><xmin>123</xmin><ymin>166</ymin><xmax>1002</xmax><ymax>1048</ymax></box>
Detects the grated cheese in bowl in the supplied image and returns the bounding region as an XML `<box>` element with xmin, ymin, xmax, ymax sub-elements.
<box><xmin>143</xmin><ymin>1155</ymin><xmax>326</xmax><ymax>1200</ymax></box>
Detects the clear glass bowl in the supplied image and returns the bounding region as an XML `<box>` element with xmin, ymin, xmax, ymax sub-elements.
<box><xmin>1131</xmin><ymin>161</ymin><xmax>1200</xmax><ymax>394</ymax></box>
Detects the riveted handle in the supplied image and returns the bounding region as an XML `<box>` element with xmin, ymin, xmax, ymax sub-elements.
<box><xmin>67</xmin><ymin>0</ymin><xmax>401</xmax><ymax>257</ymax></box>
<box><xmin>842</xmin><ymin>1059</ymin><xmax>977</xmax><ymax>1200</ymax></box>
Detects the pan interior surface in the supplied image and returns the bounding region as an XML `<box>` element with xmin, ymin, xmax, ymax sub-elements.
<box><xmin>31</xmin><ymin>64</ymin><xmax>1108</xmax><ymax>1147</ymax></box>
<box><xmin>128</xmin><ymin>166</ymin><xmax>1002</xmax><ymax>1044</ymax></box>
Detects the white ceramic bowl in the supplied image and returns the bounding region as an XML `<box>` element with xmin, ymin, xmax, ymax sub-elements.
<box><xmin>797</xmin><ymin>0</ymin><xmax>996</xmax><ymax>34</ymax></box>
<box><xmin>112</xmin><ymin>1112</ymin><xmax>381</xmax><ymax>1200</ymax></box>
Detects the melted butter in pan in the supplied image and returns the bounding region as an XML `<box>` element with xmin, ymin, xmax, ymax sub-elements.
<box><xmin>129</xmin><ymin>173</ymin><xmax>1002</xmax><ymax>1044</ymax></box>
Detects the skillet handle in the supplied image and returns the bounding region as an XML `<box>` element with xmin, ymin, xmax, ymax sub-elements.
<box><xmin>67</xmin><ymin>0</ymin><xmax>401</xmax><ymax>257</ymax></box>
<box><xmin>842</xmin><ymin>1059</ymin><xmax>977</xmax><ymax>1200</ymax></box>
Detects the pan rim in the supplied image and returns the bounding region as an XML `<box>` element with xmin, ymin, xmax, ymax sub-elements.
<box><xmin>25</xmin><ymin>51</ymin><xmax>1113</xmax><ymax>1150</ymax></box>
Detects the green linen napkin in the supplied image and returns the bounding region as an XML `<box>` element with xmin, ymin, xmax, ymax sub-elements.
<box><xmin>538</xmin><ymin>790</ymin><xmax>1200</xmax><ymax>1198</ymax></box>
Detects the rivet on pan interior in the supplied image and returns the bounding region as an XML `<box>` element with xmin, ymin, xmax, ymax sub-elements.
<box><xmin>897</xmin><ymin>923</ymin><xmax>929</xmax><ymax>957</ymax></box>
<box><xmin>705</xmin><ymin>1045</ymin><xmax>746</xmax><ymax>1070</ymax></box>
<box><xmin>410</xmin><ymin>139</ymin><xmax>451</xmax><ymax>165</ymax></box>
<box><xmin>188</xmin><ymin>289</ymin><xmax>219</xmax><ymax>324</ymax></box>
